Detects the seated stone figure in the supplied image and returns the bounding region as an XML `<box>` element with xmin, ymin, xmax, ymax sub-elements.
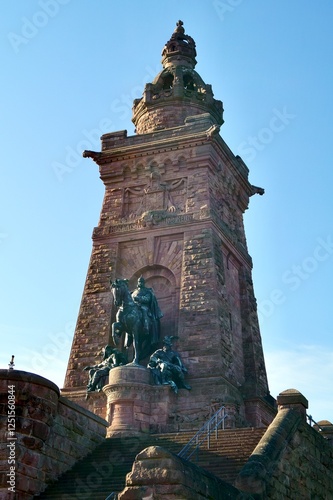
<box><xmin>147</xmin><ymin>336</ymin><xmax>191</xmax><ymax>394</ymax></box>
<box><xmin>84</xmin><ymin>345</ymin><xmax>127</xmax><ymax>393</ymax></box>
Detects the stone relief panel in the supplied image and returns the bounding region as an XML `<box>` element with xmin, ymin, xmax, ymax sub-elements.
<box><xmin>122</xmin><ymin>175</ymin><xmax>187</xmax><ymax>220</ymax></box>
<box><xmin>94</xmin><ymin>154</ymin><xmax>219</xmax><ymax>237</ymax></box>
<box><xmin>122</xmin><ymin>185</ymin><xmax>145</xmax><ymax>219</ymax></box>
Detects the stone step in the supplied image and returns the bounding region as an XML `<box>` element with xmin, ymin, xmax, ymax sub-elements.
<box><xmin>34</xmin><ymin>427</ymin><xmax>266</xmax><ymax>499</ymax></box>
<box><xmin>34</xmin><ymin>437</ymin><xmax>151</xmax><ymax>500</ymax></box>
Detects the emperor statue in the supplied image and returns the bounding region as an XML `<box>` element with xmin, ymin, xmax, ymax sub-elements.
<box><xmin>131</xmin><ymin>276</ymin><xmax>163</xmax><ymax>345</ymax></box>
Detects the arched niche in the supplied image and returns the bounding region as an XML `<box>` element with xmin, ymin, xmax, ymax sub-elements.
<box><xmin>129</xmin><ymin>266</ymin><xmax>179</xmax><ymax>342</ymax></box>
<box><xmin>122</xmin><ymin>165</ymin><xmax>132</xmax><ymax>181</ymax></box>
<box><xmin>177</xmin><ymin>155</ymin><xmax>186</xmax><ymax>169</ymax></box>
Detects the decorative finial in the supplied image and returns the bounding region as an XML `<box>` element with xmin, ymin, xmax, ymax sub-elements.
<box><xmin>175</xmin><ymin>20</ymin><xmax>184</xmax><ymax>33</ymax></box>
<box><xmin>171</xmin><ymin>20</ymin><xmax>185</xmax><ymax>39</ymax></box>
<box><xmin>8</xmin><ymin>355</ymin><xmax>15</xmax><ymax>370</ymax></box>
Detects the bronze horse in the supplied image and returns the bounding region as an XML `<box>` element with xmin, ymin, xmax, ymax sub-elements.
<box><xmin>111</xmin><ymin>278</ymin><xmax>152</xmax><ymax>365</ymax></box>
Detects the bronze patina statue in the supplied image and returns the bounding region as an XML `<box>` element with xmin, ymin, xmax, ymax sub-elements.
<box><xmin>131</xmin><ymin>276</ymin><xmax>163</xmax><ymax>344</ymax></box>
<box><xmin>148</xmin><ymin>336</ymin><xmax>191</xmax><ymax>394</ymax></box>
<box><xmin>84</xmin><ymin>345</ymin><xmax>127</xmax><ymax>393</ymax></box>
<box><xmin>111</xmin><ymin>277</ymin><xmax>163</xmax><ymax>364</ymax></box>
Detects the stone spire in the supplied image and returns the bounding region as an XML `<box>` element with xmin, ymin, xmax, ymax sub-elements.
<box><xmin>132</xmin><ymin>21</ymin><xmax>224</xmax><ymax>134</ymax></box>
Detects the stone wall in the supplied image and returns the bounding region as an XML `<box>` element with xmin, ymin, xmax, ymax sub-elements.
<box><xmin>64</xmin><ymin>242</ymin><xmax>115</xmax><ymax>390</ymax></box>
<box><xmin>116</xmin><ymin>390</ymin><xmax>333</xmax><ymax>499</ymax></box>
<box><xmin>236</xmin><ymin>390</ymin><xmax>333</xmax><ymax>499</ymax></box>
<box><xmin>133</xmin><ymin>100</ymin><xmax>213</xmax><ymax>135</ymax></box>
<box><xmin>0</xmin><ymin>370</ymin><xmax>108</xmax><ymax>499</ymax></box>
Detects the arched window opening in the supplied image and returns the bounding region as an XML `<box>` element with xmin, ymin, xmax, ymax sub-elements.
<box><xmin>162</xmin><ymin>73</ymin><xmax>174</xmax><ymax>90</ymax></box>
<box><xmin>183</xmin><ymin>74</ymin><xmax>195</xmax><ymax>91</ymax></box>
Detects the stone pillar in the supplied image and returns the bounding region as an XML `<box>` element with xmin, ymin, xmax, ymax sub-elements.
<box><xmin>103</xmin><ymin>365</ymin><xmax>152</xmax><ymax>437</ymax></box>
<box><xmin>276</xmin><ymin>388</ymin><xmax>308</xmax><ymax>420</ymax></box>
<box><xmin>315</xmin><ymin>420</ymin><xmax>333</xmax><ymax>446</ymax></box>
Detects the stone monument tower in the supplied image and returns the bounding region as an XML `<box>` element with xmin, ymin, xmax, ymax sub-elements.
<box><xmin>62</xmin><ymin>21</ymin><xmax>275</xmax><ymax>431</ymax></box>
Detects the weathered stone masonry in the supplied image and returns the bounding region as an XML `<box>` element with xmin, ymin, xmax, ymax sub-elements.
<box><xmin>0</xmin><ymin>370</ymin><xmax>107</xmax><ymax>500</ymax></box>
<box><xmin>63</xmin><ymin>20</ymin><xmax>273</xmax><ymax>429</ymax></box>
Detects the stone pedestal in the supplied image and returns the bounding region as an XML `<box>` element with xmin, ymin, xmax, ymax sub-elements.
<box><xmin>103</xmin><ymin>365</ymin><xmax>153</xmax><ymax>437</ymax></box>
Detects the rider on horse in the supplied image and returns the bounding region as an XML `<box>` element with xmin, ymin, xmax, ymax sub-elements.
<box><xmin>110</xmin><ymin>277</ymin><xmax>163</xmax><ymax>364</ymax></box>
<box><xmin>131</xmin><ymin>276</ymin><xmax>163</xmax><ymax>343</ymax></box>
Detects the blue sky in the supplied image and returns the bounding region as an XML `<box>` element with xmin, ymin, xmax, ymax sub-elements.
<box><xmin>1</xmin><ymin>1</ymin><xmax>333</xmax><ymax>424</ymax></box>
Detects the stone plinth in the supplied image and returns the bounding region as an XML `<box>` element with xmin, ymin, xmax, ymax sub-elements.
<box><xmin>104</xmin><ymin>365</ymin><xmax>172</xmax><ymax>437</ymax></box>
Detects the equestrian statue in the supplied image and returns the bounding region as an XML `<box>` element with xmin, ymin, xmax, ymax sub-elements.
<box><xmin>110</xmin><ymin>276</ymin><xmax>163</xmax><ymax>365</ymax></box>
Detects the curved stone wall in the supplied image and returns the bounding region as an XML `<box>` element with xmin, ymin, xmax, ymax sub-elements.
<box><xmin>0</xmin><ymin>369</ymin><xmax>107</xmax><ymax>499</ymax></box>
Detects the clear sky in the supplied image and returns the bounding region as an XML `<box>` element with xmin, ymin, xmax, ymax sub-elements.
<box><xmin>1</xmin><ymin>1</ymin><xmax>333</xmax><ymax>424</ymax></box>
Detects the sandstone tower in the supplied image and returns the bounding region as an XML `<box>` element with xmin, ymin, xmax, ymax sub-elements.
<box><xmin>62</xmin><ymin>21</ymin><xmax>275</xmax><ymax>430</ymax></box>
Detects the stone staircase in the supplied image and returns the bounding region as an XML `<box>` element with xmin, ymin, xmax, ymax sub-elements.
<box><xmin>34</xmin><ymin>427</ymin><xmax>266</xmax><ymax>499</ymax></box>
<box><xmin>188</xmin><ymin>427</ymin><xmax>267</xmax><ymax>484</ymax></box>
<box><xmin>158</xmin><ymin>427</ymin><xmax>266</xmax><ymax>485</ymax></box>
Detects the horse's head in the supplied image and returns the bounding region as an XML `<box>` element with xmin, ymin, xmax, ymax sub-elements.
<box><xmin>110</xmin><ymin>278</ymin><xmax>129</xmax><ymax>308</ymax></box>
